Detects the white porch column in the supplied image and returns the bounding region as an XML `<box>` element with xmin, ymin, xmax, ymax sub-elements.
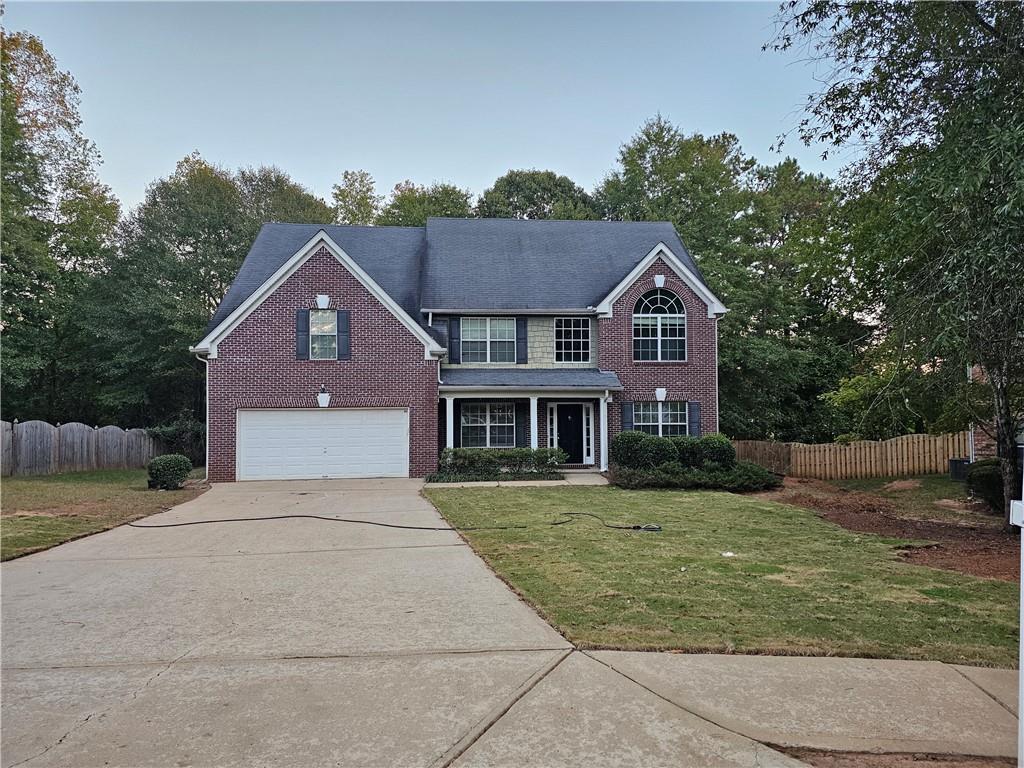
<box><xmin>529</xmin><ymin>397</ymin><xmax>539</xmax><ymax>449</ymax></box>
<box><xmin>599</xmin><ymin>392</ymin><xmax>610</xmax><ymax>471</ymax></box>
<box><xmin>445</xmin><ymin>396</ymin><xmax>455</xmax><ymax>449</ymax></box>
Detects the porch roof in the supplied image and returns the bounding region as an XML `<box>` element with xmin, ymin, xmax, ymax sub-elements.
<box><xmin>439</xmin><ymin>367</ymin><xmax>622</xmax><ymax>391</ymax></box>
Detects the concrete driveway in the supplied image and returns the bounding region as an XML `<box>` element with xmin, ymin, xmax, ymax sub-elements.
<box><xmin>1</xmin><ymin>480</ymin><xmax>801</xmax><ymax>768</ymax></box>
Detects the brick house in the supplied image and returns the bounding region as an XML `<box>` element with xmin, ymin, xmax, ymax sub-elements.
<box><xmin>191</xmin><ymin>219</ymin><xmax>727</xmax><ymax>481</ymax></box>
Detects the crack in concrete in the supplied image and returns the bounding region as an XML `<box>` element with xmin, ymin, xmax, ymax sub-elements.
<box><xmin>949</xmin><ymin>665</ymin><xmax>1019</xmax><ymax>719</ymax></box>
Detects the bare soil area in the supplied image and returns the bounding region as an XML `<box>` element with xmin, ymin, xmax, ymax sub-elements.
<box><xmin>759</xmin><ymin>478</ymin><xmax>1017</xmax><ymax>581</ymax></box>
<box><xmin>785</xmin><ymin>748</ymin><xmax>1015</xmax><ymax>768</ymax></box>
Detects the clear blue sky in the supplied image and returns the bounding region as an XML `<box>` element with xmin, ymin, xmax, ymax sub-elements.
<box><xmin>7</xmin><ymin>1</ymin><xmax>840</xmax><ymax>211</ymax></box>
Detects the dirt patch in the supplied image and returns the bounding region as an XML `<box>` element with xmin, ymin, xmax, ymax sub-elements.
<box><xmin>759</xmin><ymin>479</ymin><xmax>1018</xmax><ymax>581</ymax></box>
<box><xmin>783</xmin><ymin>748</ymin><xmax>1015</xmax><ymax>768</ymax></box>
<box><xmin>884</xmin><ymin>479</ymin><xmax>923</xmax><ymax>492</ymax></box>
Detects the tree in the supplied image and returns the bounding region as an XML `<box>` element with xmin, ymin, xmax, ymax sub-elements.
<box><xmin>332</xmin><ymin>170</ymin><xmax>382</xmax><ymax>225</ymax></box>
<box><xmin>772</xmin><ymin>0</ymin><xmax>1024</xmax><ymax>523</ymax></box>
<box><xmin>476</xmin><ymin>169</ymin><xmax>596</xmax><ymax>219</ymax></box>
<box><xmin>237</xmin><ymin>166</ymin><xmax>333</xmax><ymax>239</ymax></box>
<box><xmin>376</xmin><ymin>181</ymin><xmax>472</xmax><ymax>226</ymax></box>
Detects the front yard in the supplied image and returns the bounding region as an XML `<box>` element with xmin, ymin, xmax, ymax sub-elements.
<box><xmin>425</xmin><ymin>485</ymin><xmax>1019</xmax><ymax>667</ymax></box>
<box><xmin>1</xmin><ymin>469</ymin><xmax>206</xmax><ymax>560</ymax></box>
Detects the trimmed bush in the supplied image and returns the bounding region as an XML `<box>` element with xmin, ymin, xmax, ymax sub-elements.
<box><xmin>437</xmin><ymin>447</ymin><xmax>569</xmax><ymax>478</ymax></box>
<box><xmin>670</xmin><ymin>436</ymin><xmax>703</xmax><ymax>468</ymax></box>
<box><xmin>967</xmin><ymin>458</ymin><xmax>1005</xmax><ymax>513</ymax></box>
<box><xmin>611</xmin><ymin>460</ymin><xmax>781</xmax><ymax>493</ymax></box>
<box><xmin>639</xmin><ymin>435</ymin><xmax>678</xmax><ymax>468</ymax></box>
<box><xmin>147</xmin><ymin>454</ymin><xmax>192</xmax><ymax>490</ymax></box>
<box><xmin>610</xmin><ymin>431</ymin><xmax>648</xmax><ymax>469</ymax></box>
<box><xmin>698</xmin><ymin>433</ymin><xmax>736</xmax><ymax>468</ymax></box>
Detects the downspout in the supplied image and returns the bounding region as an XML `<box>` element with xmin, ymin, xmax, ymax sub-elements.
<box><xmin>195</xmin><ymin>353</ymin><xmax>209</xmax><ymax>482</ymax></box>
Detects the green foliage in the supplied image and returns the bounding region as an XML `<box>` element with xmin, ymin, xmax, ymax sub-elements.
<box><xmin>611</xmin><ymin>460</ymin><xmax>781</xmax><ymax>492</ymax></box>
<box><xmin>376</xmin><ymin>181</ymin><xmax>472</xmax><ymax>226</ymax></box>
<box><xmin>146</xmin><ymin>454</ymin><xmax>193</xmax><ymax>490</ymax></box>
<box><xmin>966</xmin><ymin>459</ymin><xmax>1006</xmax><ymax>514</ymax></box>
<box><xmin>437</xmin><ymin>447</ymin><xmax>568</xmax><ymax>478</ymax></box>
<box><xmin>147</xmin><ymin>412</ymin><xmax>206</xmax><ymax>467</ymax></box>
<box><xmin>608</xmin><ymin>432</ymin><xmax>676</xmax><ymax>470</ymax></box>
<box><xmin>609</xmin><ymin>431</ymin><xmax>648</xmax><ymax>469</ymax></box>
<box><xmin>332</xmin><ymin>169</ymin><xmax>382</xmax><ymax>225</ymax></box>
<box><xmin>698</xmin><ymin>433</ymin><xmax>737</xmax><ymax>468</ymax></box>
<box><xmin>476</xmin><ymin>169</ymin><xmax>597</xmax><ymax>220</ymax></box>
<box><xmin>669</xmin><ymin>436</ymin><xmax>703</xmax><ymax>468</ymax></box>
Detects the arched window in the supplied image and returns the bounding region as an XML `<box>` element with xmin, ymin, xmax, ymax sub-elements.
<box><xmin>632</xmin><ymin>289</ymin><xmax>686</xmax><ymax>361</ymax></box>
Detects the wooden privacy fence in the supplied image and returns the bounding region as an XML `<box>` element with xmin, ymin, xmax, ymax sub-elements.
<box><xmin>0</xmin><ymin>420</ymin><xmax>164</xmax><ymax>477</ymax></box>
<box><xmin>732</xmin><ymin>431</ymin><xmax>971</xmax><ymax>480</ymax></box>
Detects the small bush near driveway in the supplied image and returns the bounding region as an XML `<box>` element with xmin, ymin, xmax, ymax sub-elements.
<box><xmin>425</xmin><ymin>486</ymin><xmax>1018</xmax><ymax>666</ymax></box>
<box><xmin>147</xmin><ymin>454</ymin><xmax>193</xmax><ymax>490</ymax></box>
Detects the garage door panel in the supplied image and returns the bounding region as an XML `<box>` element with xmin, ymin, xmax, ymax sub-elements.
<box><xmin>236</xmin><ymin>409</ymin><xmax>409</xmax><ymax>480</ymax></box>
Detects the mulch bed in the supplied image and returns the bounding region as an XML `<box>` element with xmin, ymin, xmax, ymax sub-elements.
<box><xmin>760</xmin><ymin>479</ymin><xmax>1018</xmax><ymax>582</ymax></box>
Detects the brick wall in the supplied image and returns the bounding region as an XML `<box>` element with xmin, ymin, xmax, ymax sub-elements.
<box><xmin>599</xmin><ymin>257</ymin><xmax>719</xmax><ymax>440</ymax></box>
<box><xmin>207</xmin><ymin>246</ymin><xmax>439</xmax><ymax>481</ymax></box>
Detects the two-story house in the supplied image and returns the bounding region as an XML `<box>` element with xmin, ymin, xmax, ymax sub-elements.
<box><xmin>191</xmin><ymin>218</ymin><xmax>727</xmax><ymax>481</ymax></box>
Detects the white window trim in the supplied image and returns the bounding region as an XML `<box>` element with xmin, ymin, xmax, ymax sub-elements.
<box><xmin>633</xmin><ymin>401</ymin><xmax>688</xmax><ymax>437</ymax></box>
<box><xmin>461</xmin><ymin>317</ymin><xmax>517</xmax><ymax>364</ymax></box>
<box><xmin>632</xmin><ymin>312</ymin><xmax>687</xmax><ymax>362</ymax></box>
<box><xmin>309</xmin><ymin>308</ymin><xmax>338</xmax><ymax>361</ymax></box>
<box><xmin>461</xmin><ymin>402</ymin><xmax>516</xmax><ymax>448</ymax></box>
<box><xmin>553</xmin><ymin>317</ymin><xmax>592</xmax><ymax>364</ymax></box>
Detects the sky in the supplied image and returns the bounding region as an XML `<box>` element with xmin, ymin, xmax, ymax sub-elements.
<box><xmin>6</xmin><ymin>1</ymin><xmax>842</xmax><ymax>211</ymax></box>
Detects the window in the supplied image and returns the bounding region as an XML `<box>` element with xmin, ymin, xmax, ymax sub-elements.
<box><xmin>554</xmin><ymin>318</ymin><xmax>591</xmax><ymax>363</ymax></box>
<box><xmin>632</xmin><ymin>289</ymin><xmax>686</xmax><ymax>361</ymax></box>
<box><xmin>462</xmin><ymin>318</ymin><xmax>515</xmax><ymax>363</ymax></box>
<box><xmin>633</xmin><ymin>402</ymin><xmax>688</xmax><ymax>437</ymax></box>
<box><xmin>461</xmin><ymin>402</ymin><xmax>515</xmax><ymax>448</ymax></box>
<box><xmin>310</xmin><ymin>309</ymin><xmax>338</xmax><ymax>360</ymax></box>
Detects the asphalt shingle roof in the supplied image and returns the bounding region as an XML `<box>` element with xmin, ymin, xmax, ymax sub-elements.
<box><xmin>440</xmin><ymin>368</ymin><xmax>623</xmax><ymax>390</ymax></box>
<box><xmin>204</xmin><ymin>218</ymin><xmax>709</xmax><ymax>336</ymax></box>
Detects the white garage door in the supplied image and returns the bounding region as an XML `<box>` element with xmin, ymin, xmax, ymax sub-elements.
<box><xmin>236</xmin><ymin>409</ymin><xmax>410</xmax><ymax>480</ymax></box>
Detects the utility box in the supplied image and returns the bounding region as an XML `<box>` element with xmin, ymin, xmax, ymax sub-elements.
<box><xmin>949</xmin><ymin>457</ymin><xmax>970</xmax><ymax>482</ymax></box>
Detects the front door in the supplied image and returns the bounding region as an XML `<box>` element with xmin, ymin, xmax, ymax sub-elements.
<box><xmin>556</xmin><ymin>404</ymin><xmax>584</xmax><ymax>463</ymax></box>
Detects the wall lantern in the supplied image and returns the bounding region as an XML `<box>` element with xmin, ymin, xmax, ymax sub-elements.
<box><xmin>317</xmin><ymin>384</ymin><xmax>331</xmax><ymax>408</ymax></box>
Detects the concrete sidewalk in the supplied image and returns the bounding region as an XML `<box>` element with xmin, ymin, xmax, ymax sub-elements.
<box><xmin>2</xmin><ymin>478</ymin><xmax>1017</xmax><ymax>766</ymax></box>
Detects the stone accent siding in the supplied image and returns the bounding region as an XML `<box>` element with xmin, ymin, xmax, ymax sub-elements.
<box><xmin>207</xmin><ymin>247</ymin><xmax>439</xmax><ymax>481</ymax></box>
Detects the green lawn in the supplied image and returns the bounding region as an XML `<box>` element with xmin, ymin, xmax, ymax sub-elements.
<box><xmin>425</xmin><ymin>486</ymin><xmax>1018</xmax><ymax>666</ymax></box>
<box><xmin>1</xmin><ymin>469</ymin><xmax>205</xmax><ymax>560</ymax></box>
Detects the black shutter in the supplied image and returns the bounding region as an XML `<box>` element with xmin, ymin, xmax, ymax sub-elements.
<box><xmin>621</xmin><ymin>401</ymin><xmax>634</xmax><ymax>431</ymax></box>
<box><xmin>337</xmin><ymin>310</ymin><xmax>351</xmax><ymax>360</ymax></box>
<box><xmin>516</xmin><ymin>317</ymin><xmax>528</xmax><ymax>364</ymax></box>
<box><xmin>295</xmin><ymin>308</ymin><xmax>310</xmax><ymax>360</ymax></box>
<box><xmin>449</xmin><ymin>317</ymin><xmax>461</xmax><ymax>364</ymax></box>
<box><xmin>453</xmin><ymin>400</ymin><xmax>462</xmax><ymax>448</ymax></box>
<box><xmin>515</xmin><ymin>401</ymin><xmax>529</xmax><ymax>447</ymax></box>
<box><xmin>688</xmin><ymin>401</ymin><xmax>702</xmax><ymax>436</ymax></box>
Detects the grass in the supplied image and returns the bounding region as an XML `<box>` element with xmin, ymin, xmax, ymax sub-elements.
<box><xmin>835</xmin><ymin>474</ymin><xmax>996</xmax><ymax>525</ymax></box>
<box><xmin>425</xmin><ymin>486</ymin><xmax>1019</xmax><ymax>667</ymax></box>
<box><xmin>1</xmin><ymin>469</ymin><xmax>205</xmax><ymax>560</ymax></box>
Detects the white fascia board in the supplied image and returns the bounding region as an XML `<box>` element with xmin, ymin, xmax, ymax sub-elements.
<box><xmin>594</xmin><ymin>243</ymin><xmax>728</xmax><ymax>319</ymax></box>
<box><xmin>422</xmin><ymin>308</ymin><xmax>596</xmax><ymax>316</ymax></box>
<box><xmin>438</xmin><ymin>387</ymin><xmax>623</xmax><ymax>397</ymax></box>
<box><xmin>191</xmin><ymin>231</ymin><xmax>445</xmax><ymax>360</ymax></box>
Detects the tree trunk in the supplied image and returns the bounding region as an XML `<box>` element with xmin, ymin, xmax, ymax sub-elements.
<box><xmin>988</xmin><ymin>368</ymin><xmax>1021</xmax><ymax>531</ymax></box>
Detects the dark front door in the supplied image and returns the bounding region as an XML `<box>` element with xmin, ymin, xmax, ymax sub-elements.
<box><xmin>556</xmin><ymin>404</ymin><xmax>584</xmax><ymax>463</ymax></box>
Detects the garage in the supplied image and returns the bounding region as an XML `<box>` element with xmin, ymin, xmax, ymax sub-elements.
<box><xmin>235</xmin><ymin>408</ymin><xmax>410</xmax><ymax>480</ymax></box>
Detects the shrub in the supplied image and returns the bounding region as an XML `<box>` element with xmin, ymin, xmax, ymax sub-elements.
<box><xmin>670</xmin><ymin>436</ymin><xmax>703</xmax><ymax>468</ymax></box>
<box><xmin>147</xmin><ymin>454</ymin><xmax>193</xmax><ymax>490</ymax></box>
<box><xmin>610</xmin><ymin>460</ymin><xmax>780</xmax><ymax>493</ymax></box>
<box><xmin>438</xmin><ymin>447</ymin><xmax>568</xmax><ymax>477</ymax></box>
<box><xmin>147</xmin><ymin>411</ymin><xmax>205</xmax><ymax>467</ymax></box>
<box><xmin>610</xmin><ymin>431</ymin><xmax>649</xmax><ymax>469</ymax></box>
<box><xmin>698</xmin><ymin>433</ymin><xmax>736</xmax><ymax>468</ymax></box>
<box><xmin>967</xmin><ymin>458</ymin><xmax>1005</xmax><ymax>513</ymax></box>
<box><xmin>639</xmin><ymin>435</ymin><xmax>679</xmax><ymax>468</ymax></box>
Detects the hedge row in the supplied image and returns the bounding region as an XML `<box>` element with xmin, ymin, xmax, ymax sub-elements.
<box><xmin>437</xmin><ymin>447</ymin><xmax>568</xmax><ymax>477</ymax></box>
<box><xmin>612</xmin><ymin>460</ymin><xmax>782</xmax><ymax>492</ymax></box>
